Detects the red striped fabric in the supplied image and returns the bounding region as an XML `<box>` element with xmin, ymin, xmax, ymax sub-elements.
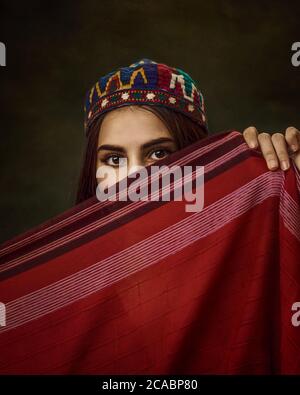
<box><xmin>0</xmin><ymin>130</ymin><xmax>299</xmax><ymax>374</ymax></box>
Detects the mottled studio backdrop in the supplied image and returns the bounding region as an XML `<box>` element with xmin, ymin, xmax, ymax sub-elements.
<box><xmin>0</xmin><ymin>0</ymin><xmax>299</xmax><ymax>243</ymax></box>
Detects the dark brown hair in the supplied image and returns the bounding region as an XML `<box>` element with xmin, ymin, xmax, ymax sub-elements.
<box><xmin>76</xmin><ymin>105</ymin><xmax>207</xmax><ymax>204</ymax></box>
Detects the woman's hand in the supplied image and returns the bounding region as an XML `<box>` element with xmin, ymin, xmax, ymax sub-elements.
<box><xmin>242</xmin><ymin>126</ymin><xmax>300</xmax><ymax>171</ymax></box>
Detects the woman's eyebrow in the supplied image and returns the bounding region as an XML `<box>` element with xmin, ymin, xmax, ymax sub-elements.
<box><xmin>142</xmin><ymin>137</ymin><xmax>175</xmax><ymax>150</ymax></box>
<box><xmin>97</xmin><ymin>144</ymin><xmax>126</xmax><ymax>153</ymax></box>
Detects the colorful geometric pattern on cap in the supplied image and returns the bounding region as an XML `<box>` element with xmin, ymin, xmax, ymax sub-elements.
<box><xmin>84</xmin><ymin>58</ymin><xmax>208</xmax><ymax>136</ymax></box>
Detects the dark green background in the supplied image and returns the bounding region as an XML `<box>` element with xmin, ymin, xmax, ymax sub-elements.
<box><xmin>0</xmin><ymin>0</ymin><xmax>299</xmax><ymax>243</ymax></box>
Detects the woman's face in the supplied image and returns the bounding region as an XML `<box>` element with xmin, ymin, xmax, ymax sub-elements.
<box><xmin>96</xmin><ymin>106</ymin><xmax>178</xmax><ymax>189</ymax></box>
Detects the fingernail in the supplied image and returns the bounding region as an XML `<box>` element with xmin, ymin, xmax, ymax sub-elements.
<box><xmin>269</xmin><ymin>160</ymin><xmax>278</xmax><ymax>169</ymax></box>
<box><xmin>281</xmin><ymin>160</ymin><xmax>290</xmax><ymax>171</ymax></box>
<box><xmin>249</xmin><ymin>142</ymin><xmax>256</xmax><ymax>148</ymax></box>
<box><xmin>291</xmin><ymin>144</ymin><xmax>298</xmax><ymax>152</ymax></box>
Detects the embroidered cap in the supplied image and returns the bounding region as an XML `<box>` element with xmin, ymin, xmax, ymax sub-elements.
<box><xmin>84</xmin><ymin>58</ymin><xmax>208</xmax><ymax>136</ymax></box>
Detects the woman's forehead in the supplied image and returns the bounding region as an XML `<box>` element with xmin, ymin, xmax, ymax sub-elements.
<box><xmin>98</xmin><ymin>106</ymin><xmax>173</xmax><ymax>145</ymax></box>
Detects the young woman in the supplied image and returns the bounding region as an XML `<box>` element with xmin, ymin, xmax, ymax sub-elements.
<box><xmin>77</xmin><ymin>58</ymin><xmax>300</xmax><ymax>203</ymax></box>
<box><xmin>1</xmin><ymin>59</ymin><xmax>298</xmax><ymax>376</ymax></box>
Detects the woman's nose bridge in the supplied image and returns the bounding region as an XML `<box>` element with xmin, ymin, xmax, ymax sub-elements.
<box><xmin>127</xmin><ymin>151</ymin><xmax>145</xmax><ymax>174</ymax></box>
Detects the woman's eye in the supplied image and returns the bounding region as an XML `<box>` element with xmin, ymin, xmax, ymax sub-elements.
<box><xmin>149</xmin><ymin>149</ymin><xmax>170</xmax><ymax>161</ymax></box>
<box><xmin>105</xmin><ymin>155</ymin><xmax>127</xmax><ymax>167</ymax></box>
